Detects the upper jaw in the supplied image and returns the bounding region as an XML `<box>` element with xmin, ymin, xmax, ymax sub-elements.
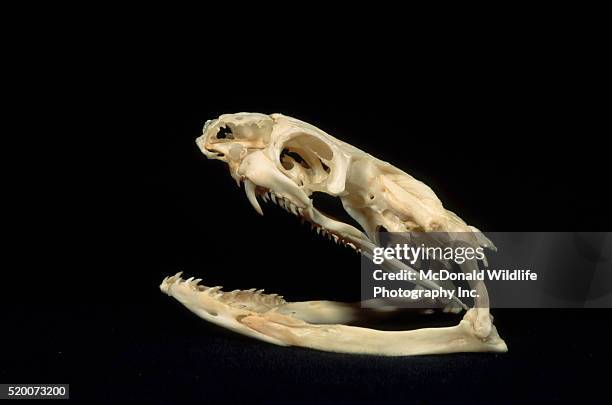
<box><xmin>207</xmin><ymin>149</ymin><xmax>368</xmax><ymax>250</ymax></box>
<box><xmin>241</xmin><ymin>176</ymin><xmax>368</xmax><ymax>251</ymax></box>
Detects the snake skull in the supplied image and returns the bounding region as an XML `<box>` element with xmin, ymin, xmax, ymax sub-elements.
<box><xmin>160</xmin><ymin>113</ymin><xmax>507</xmax><ymax>356</ymax></box>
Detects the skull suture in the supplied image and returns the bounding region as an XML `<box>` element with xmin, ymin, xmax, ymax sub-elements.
<box><xmin>160</xmin><ymin>113</ymin><xmax>508</xmax><ymax>356</ymax></box>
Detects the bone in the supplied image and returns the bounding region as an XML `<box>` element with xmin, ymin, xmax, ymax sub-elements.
<box><xmin>240</xmin><ymin>309</ymin><xmax>507</xmax><ymax>356</ymax></box>
<box><xmin>165</xmin><ymin>112</ymin><xmax>508</xmax><ymax>356</ymax></box>
<box><xmin>161</xmin><ymin>273</ymin><xmax>507</xmax><ymax>356</ymax></box>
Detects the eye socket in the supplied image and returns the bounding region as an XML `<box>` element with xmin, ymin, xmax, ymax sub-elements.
<box><xmin>280</xmin><ymin>148</ymin><xmax>310</xmax><ymax>169</ymax></box>
<box><xmin>216</xmin><ymin>125</ymin><xmax>234</xmax><ymax>140</ymax></box>
<box><xmin>278</xmin><ymin>134</ymin><xmax>333</xmax><ymax>183</ymax></box>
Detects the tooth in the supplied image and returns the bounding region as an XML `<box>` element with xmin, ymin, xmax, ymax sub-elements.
<box><xmin>208</xmin><ymin>286</ymin><xmax>222</xmax><ymax>295</ymax></box>
<box><xmin>262</xmin><ymin>193</ymin><xmax>270</xmax><ymax>202</ymax></box>
<box><xmin>244</xmin><ymin>179</ymin><xmax>263</xmax><ymax>216</ymax></box>
<box><xmin>316</xmin><ymin>227</ymin><xmax>321</xmax><ymax>234</ymax></box>
<box><xmin>290</xmin><ymin>204</ymin><xmax>298</xmax><ymax>215</ymax></box>
<box><xmin>333</xmin><ymin>235</ymin><xmax>339</xmax><ymax>243</ymax></box>
<box><xmin>271</xmin><ymin>193</ymin><xmax>277</xmax><ymax>204</ymax></box>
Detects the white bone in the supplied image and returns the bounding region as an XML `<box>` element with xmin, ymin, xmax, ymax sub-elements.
<box><xmin>160</xmin><ymin>273</ymin><xmax>507</xmax><ymax>355</ymax></box>
<box><xmin>163</xmin><ymin>112</ymin><xmax>507</xmax><ymax>356</ymax></box>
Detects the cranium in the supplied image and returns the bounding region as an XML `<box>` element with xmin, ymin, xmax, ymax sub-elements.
<box><xmin>160</xmin><ymin>113</ymin><xmax>507</xmax><ymax>355</ymax></box>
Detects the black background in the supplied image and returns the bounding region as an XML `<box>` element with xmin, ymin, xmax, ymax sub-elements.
<box><xmin>2</xmin><ymin>19</ymin><xmax>611</xmax><ymax>403</ymax></box>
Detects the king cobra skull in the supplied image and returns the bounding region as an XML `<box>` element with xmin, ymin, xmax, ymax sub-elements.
<box><xmin>160</xmin><ymin>113</ymin><xmax>508</xmax><ymax>356</ymax></box>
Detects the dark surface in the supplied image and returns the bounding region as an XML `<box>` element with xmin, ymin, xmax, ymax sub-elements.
<box><xmin>2</xmin><ymin>304</ymin><xmax>610</xmax><ymax>403</ymax></box>
<box><xmin>3</xmin><ymin>24</ymin><xmax>610</xmax><ymax>403</ymax></box>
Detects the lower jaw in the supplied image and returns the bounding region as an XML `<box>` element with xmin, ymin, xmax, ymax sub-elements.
<box><xmin>160</xmin><ymin>272</ymin><xmax>508</xmax><ymax>356</ymax></box>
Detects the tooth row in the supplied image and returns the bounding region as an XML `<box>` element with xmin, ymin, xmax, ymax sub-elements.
<box><xmin>163</xmin><ymin>273</ymin><xmax>286</xmax><ymax>306</ymax></box>
<box><xmin>261</xmin><ymin>190</ymin><xmax>303</xmax><ymax>217</ymax></box>
<box><xmin>307</xmin><ymin>224</ymin><xmax>361</xmax><ymax>252</ymax></box>
<box><xmin>222</xmin><ymin>290</ymin><xmax>286</xmax><ymax>307</ymax></box>
<box><xmin>254</xmin><ymin>190</ymin><xmax>361</xmax><ymax>254</ymax></box>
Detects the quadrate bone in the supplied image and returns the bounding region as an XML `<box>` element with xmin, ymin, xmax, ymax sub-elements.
<box><xmin>160</xmin><ymin>112</ymin><xmax>508</xmax><ymax>356</ymax></box>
